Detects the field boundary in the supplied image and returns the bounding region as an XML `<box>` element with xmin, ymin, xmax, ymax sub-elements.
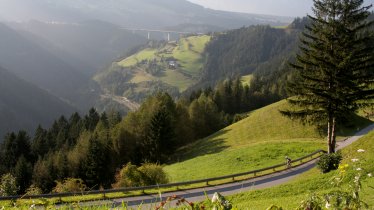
<box><xmin>0</xmin><ymin>150</ymin><xmax>325</xmax><ymax>201</ymax></box>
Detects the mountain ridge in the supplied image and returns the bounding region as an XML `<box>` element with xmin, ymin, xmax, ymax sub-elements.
<box><xmin>0</xmin><ymin>0</ymin><xmax>293</xmax><ymax>30</ymax></box>
<box><xmin>0</xmin><ymin>66</ymin><xmax>76</xmax><ymax>139</ymax></box>
<box><xmin>9</xmin><ymin>20</ymin><xmax>148</xmax><ymax>75</ymax></box>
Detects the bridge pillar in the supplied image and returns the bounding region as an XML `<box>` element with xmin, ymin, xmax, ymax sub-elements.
<box><xmin>147</xmin><ymin>32</ymin><xmax>150</xmax><ymax>40</ymax></box>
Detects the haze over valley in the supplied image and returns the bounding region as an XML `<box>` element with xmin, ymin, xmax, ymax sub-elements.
<box><xmin>0</xmin><ymin>0</ymin><xmax>296</xmax><ymax>137</ymax></box>
<box><xmin>0</xmin><ymin>1</ymin><xmax>373</xmax><ymax>208</ymax></box>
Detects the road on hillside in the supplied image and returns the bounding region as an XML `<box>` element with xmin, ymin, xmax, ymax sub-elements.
<box><xmin>80</xmin><ymin>124</ymin><xmax>374</xmax><ymax>209</ymax></box>
<box><xmin>100</xmin><ymin>93</ymin><xmax>140</xmax><ymax>111</ymax></box>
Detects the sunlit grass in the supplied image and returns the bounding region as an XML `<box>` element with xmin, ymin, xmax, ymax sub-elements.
<box><xmin>165</xmin><ymin>100</ymin><xmax>371</xmax><ymax>182</ymax></box>
<box><xmin>129</xmin><ymin>68</ymin><xmax>154</xmax><ymax>83</ymax></box>
<box><xmin>240</xmin><ymin>74</ymin><xmax>253</xmax><ymax>87</ymax></box>
<box><xmin>160</xmin><ymin>70</ymin><xmax>195</xmax><ymax>91</ymax></box>
<box><xmin>230</xmin><ymin>130</ymin><xmax>374</xmax><ymax>209</ymax></box>
<box><xmin>112</xmin><ymin>35</ymin><xmax>210</xmax><ymax>91</ymax></box>
<box><xmin>118</xmin><ymin>48</ymin><xmax>157</xmax><ymax>67</ymax></box>
<box><xmin>172</xmin><ymin>35</ymin><xmax>210</xmax><ymax>76</ymax></box>
<box><xmin>165</xmin><ymin>141</ymin><xmax>324</xmax><ymax>182</ymax></box>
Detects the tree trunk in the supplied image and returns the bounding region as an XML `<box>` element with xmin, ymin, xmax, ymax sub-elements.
<box><xmin>327</xmin><ymin>114</ymin><xmax>335</xmax><ymax>154</ymax></box>
<box><xmin>331</xmin><ymin>117</ymin><xmax>337</xmax><ymax>153</ymax></box>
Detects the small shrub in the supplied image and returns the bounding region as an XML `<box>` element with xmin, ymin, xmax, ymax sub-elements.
<box><xmin>52</xmin><ymin>178</ymin><xmax>87</xmax><ymax>193</ymax></box>
<box><xmin>25</xmin><ymin>184</ymin><xmax>43</xmax><ymax>195</ymax></box>
<box><xmin>0</xmin><ymin>173</ymin><xmax>19</xmax><ymax>196</ymax></box>
<box><xmin>113</xmin><ymin>163</ymin><xmax>144</xmax><ymax>188</ymax></box>
<box><xmin>266</xmin><ymin>205</ymin><xmax>284</xmax><ymax>210</ymax></box>
<box><xmin>232</xmin><ymin>114</ymin><xmax>247</xmax><ymax>123</ymax></box>
<box><xmin>113</xmin><ymin>162</ymin><xmax>169</xmax><ymax>188</ymax></box>
<box><xmin>317</xmin><ymin>152</ymin><xmax>343</xmax><ymax>173</ymax></box>
<box><xmin>138</xmin><ymin>163</ymin><xmax>169</xmax><ymax>186</ymax></box>
<box><xmin>296</xmin><ymin>194</ymin><xmax>323</xmax><ymax>210</ymax></box>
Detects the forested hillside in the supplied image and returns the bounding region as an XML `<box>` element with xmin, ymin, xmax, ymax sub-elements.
<box><xmin>0</xmin><ymin>78</ymin><xmax>255</xmax><ymax>193</ymax></box>
<box><xmin>95</xmin><ymin>35</ymin><xmax>211</xmax><ymax>104</ymax></box>
<box><xmin>179</xmin><ymin>17</ymin><xmax>321</xmax><ymax>107</ymax></box>
<box><xmin>0</xmin><ymin>67</ymin><xmax>75</xmax><ymax>139</ymax></box>
<box><xmin>199</xmin><ymin>25</ymin><xmax>299</xmax><ymax>88</ymax></box>
<box><xmin>95</xmin><ymin>20</ymin><xmax>304</xmax><ymax>108</ymax></box>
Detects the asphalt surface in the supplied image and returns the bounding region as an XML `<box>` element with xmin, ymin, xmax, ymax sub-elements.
<box><xmin>78</xmin><ymin>124</ymin><xmax>374</xmax><ymax>209</ymax></box>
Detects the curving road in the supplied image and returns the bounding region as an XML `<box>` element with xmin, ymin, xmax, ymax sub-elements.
<box><xmin>80</xmin><ymin>124</ymin><xmax>374</xmax><ymax>209</ymax></box>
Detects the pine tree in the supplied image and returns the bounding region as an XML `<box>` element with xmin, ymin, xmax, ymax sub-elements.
<box><xmin>283</xmin><ymin>0</ymin><xmax>374</xmax><ymax>153</ymax></box>
<box><xmin>84</xmin><ymin>108</ymin><xmax>100</xmax><ymax>131</ymax></box>
<box><xmin>32</xmin><ymin>157</ymin><xmax>55</xmax><ymax>193</ymax></box>
<box><xmin>83</xmin><ymin>136</ymin><xmax>112</xmax><ymax>188</ymax></box>
<box><xmin>189</xmin><ymin>94</ymin><xmax>225</xmax><ymax>139</ymax></box>
<box><xmin>143</xmin><ymin>106</ymin><xmax>175</xmax><ymax>163</ymax></box>
<box><xmin>31</xmin><ymin>125</ymin><xmax>48</xmax><ymax>158</ymax></box>
<box><xmin>1</xmin><ymin>131</ymin><xmax>31</xmax><ymax>170</ymax></box>
<box><xmin>107</xmin><ymin>110</ymin><xmax>122</xmax><ymax>128</ymax></box>
<box><xmin>14</xmin><ymin>155</ymin><xmax>32</xmax><ymax>194</ymax></box>
<box><xmin>68</xmin><ymin>112</ymin><xmax>84</xmax><ymax>146</ymax></box>
<box><xmin>1</xmin><ymin>133</ymin><xmax>18</xmax><ymax>170</ymax></box>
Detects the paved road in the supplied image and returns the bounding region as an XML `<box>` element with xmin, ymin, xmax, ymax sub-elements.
<box><xmin>336</xmin><ymin>124</ymin><xmax>374</xmax><ymax>150</ymax></box>
<box><xmin>81</xmin><ymin>124</ymin><xmax>374</xmax><ymax>209</ymax></box>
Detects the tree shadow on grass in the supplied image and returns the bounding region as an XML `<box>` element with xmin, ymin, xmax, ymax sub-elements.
<box><xmin>316</xmin><ymin>113</ymin><xmax>373</xmax><ymax>137</ymax></box>
<box><xmin>155</xmin><ymin>71</ymin><xmax>166</xmax><ymax>77</ymax></box>
<box><xmin>170</xmin><ymin>129</ymin><xmax>231</xmax><ymax>163</ymax></box>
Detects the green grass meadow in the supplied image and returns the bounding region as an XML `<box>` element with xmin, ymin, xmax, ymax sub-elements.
<box><xmin>172</xmin><ymin>36</ymin><xmax>210</xmax><ymax>76</ymax></box>
<box><xmin>230</xmin><ymin>129</ymin><xmax>374</xmax><ymax>209</ymax></box>
<box><xmin>165</xmin><ymin>141</ymin><xmax>323</xmax><ymax>182</ymax></box>
<box><xmin>241</xmin><ymin>74</ymin><xmax>253</xmax><ymax>87</ymax></box>
<box><xmin>164</xmin><ymin>100</ymin><xmax>371</xmax><ymax>182</ymax></box>
<box><xmin>118</xmin><ymin>48</ymin><xmax>158</xmax><ymax>67</ymax></box>
<box><xmin>114</xmin><ymin>35</ymin><xmax>211</xmax><ymax>92</ymax></box>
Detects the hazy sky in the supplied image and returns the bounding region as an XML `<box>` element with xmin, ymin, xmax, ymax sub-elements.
<box><xmin>187</xmin><ymin>0</ymin><xmax>374</xmax><ymax>17</ymax></box>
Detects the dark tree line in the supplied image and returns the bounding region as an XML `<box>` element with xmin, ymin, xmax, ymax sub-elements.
<box><xmin>179</xmin><ymin>20</ymin><xmax>306</xmax><ymax>110</ymax></box>
<box><xmin>0</xmin><ymin>78</ymin><xmax>260</xmax><ymax>194</ymax></box>
<box><xmin>198</xmin><ymin>25</ymin><xmax>299</xmax><ymax>88</ymax></box>
<box><xmin>0</xmin><ymin>109</ymin><xmax>121</xmax><ymax>193</ymax></box>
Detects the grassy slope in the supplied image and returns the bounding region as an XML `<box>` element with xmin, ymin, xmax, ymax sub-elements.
<box><xmin>172</xmin><ymin>36</ymin><xmax>210</xmax><ymax>76</ymax></box>
<box><xmin>164</xmin><ymin>100</ymin><xmax>372</xmax><ymax>182</ymax></box>
<box><xmin>241</xmin><ymin>74</ymin><xmax>253</xmax><ymax>87</ymax></box>
<box><xmin>230</xmin><ymin>130</ymin><xmax>374</xmax><ymax>209</ymax></box>
<box><xmin>116</xmin><ymin>35</ymin><xmax>211</xmax><ymax>91</ymax></box>
<box><xmin>119</xmin><ymin>48</ymin><xmax>157</xmax><ymax>67</ymax></box>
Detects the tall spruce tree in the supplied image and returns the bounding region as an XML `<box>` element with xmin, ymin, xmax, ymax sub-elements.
<box><xmin>143</xmin><ymin>106</ymin><xmax>175</xmax><ymax>163</ymax></box>
<box><xmin>283</xmin><ymin>0</ymin><xmax>374</xmax><ymax>153</ymax></box>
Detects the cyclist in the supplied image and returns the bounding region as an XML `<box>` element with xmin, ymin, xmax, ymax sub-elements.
<box><xmin>285</xmin><ymin>156</ymin><xmax>292</xmax><ymax>168</ymax></box>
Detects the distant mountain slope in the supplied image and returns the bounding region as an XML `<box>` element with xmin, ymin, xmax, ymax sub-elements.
<box><xmin>0</xmin><ymin>23</ymin><xmax>98</xmax><ymax>110</ymax></box>
<box><xmin>0</xmin><ymin>0</ymin><xmax>293</xmax><ymax>30</ymax></box>
<box><xmin>10</xmin><ymin>20</ymin><xmax>148</xmax><ymax>75</ymax></box>
<box><xmin>95</xmin><ymin>25</ymin><xmax>301</xmax><ymax>104</ymax></box>
<box><xmin>94</xmin><ymin>35</ymin><xmax>210</xmax><ymax>103</ymax></box>
<box><xmin>199</xmin><ymin>25</ymin><xmax>299</xmax><ymax>87</ymax></box>
<box><xmin>0</xmin><ymin>67</ymin><xmax>75</xmax><ymax>139</ymax></box>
